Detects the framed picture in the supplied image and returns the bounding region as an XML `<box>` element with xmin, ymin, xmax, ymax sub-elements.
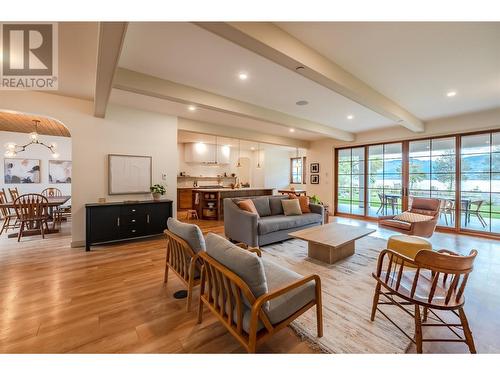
<box><xmin>310</xmin><ymin>174</ymin><xmax>320</xmax><ymax>184</ymax></box>
<box><xmin>4</xmin><ymin>158</ymin><xmax>41</xmax><ymax>184</ymax></box>
<box><xmin>310</xmin><ymin>163</ymin><xmax>320</xmax><ymax>173</ymax></box>
<box><xmin>108</xmin><ymin>154</ymin><xmax>152</xmax><ymax>195</ymax></box>
<box><xmin>49</xmin><ymin>160</ymin><xmax>72</xmax><ymax>183</ymax></box>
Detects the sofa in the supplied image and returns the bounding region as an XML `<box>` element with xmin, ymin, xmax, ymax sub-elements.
<box><xmin>224</xmin><ymin>195</ymin><xmax>324</xmax><ymax>247</ymax></box>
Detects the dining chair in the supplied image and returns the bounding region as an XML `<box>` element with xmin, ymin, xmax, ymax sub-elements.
<box><xmin>41</xmin><ymin>187</ymin><xmax>63</xmax><ymax>197</ymax></box>
<box><xmin>0</xmin><ymin>190</ymin><xmax>18</xmax><ymax>235</ymax></box>
<box><xmin>439</xmin><ymin>199</ymin><xmax>454</xmax><ymax>226</ymax></box>
<box><xmin>8</xmin><ymin>187</ymin><xmax>19</xmax><ymax>201</ymax></box>
<box><xmin>469</xmin><ymin>200</ymin><xmax>487</xmax><ymax>228</ymax></box>
<box><xmin>376</xmin><ymin>192</ymin><xmax>387</xmax><ymax>214</ymax></box>
<box><xmin>13</xmin><ymin>194</ymin><xmax>50</xmax><ymax>242</ymax></box>
<box><xmin>371</xmin><ymin>247</ymin><xmax>478</xmax><ymax>353</ymax></box>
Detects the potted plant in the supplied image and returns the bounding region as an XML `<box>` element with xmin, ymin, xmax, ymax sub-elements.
<box><xmin>150</xmin><ymin>184</ymin><xmax>166</xmax><ymax>201</ymax></box>
<box><xmin>310</xmin><ymin>194</ymin><xmax>323</xmax><ymax>205</ymax></box>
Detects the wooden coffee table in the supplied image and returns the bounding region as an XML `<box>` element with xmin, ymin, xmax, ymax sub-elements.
<box><xmin>290</xmin><ymin>222</ymin><xmax>376</xmax><ymax>264</ymax></box>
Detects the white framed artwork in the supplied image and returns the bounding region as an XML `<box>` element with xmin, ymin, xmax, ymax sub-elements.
<box><xmin>108</xmin><ymin>154</ymin><xmax>152</xmax><ymax>195</ymax></box>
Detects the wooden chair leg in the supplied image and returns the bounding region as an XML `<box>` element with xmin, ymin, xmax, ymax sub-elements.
<box><xmin>40</xmin><ymin>220</ymin><xmax>45</xmax><ymax>239</ymax></box>
<box><xmin>17</xmin><ymin>221</ymin><xmax>24</xmax><ymax>242</ymax></box>
<box><xmin>164</xmin><ymin>263</ymin><xmax>169</xmax><ymax>284</ymax></box>
<box><xmin>186</xmin><ymin>277</ymin><xmax>195</xmax><ymax>312</ymax></box>
<box><xmin>0</xmin><ymin>218</ymin><xmax>7</xmax><ymax>235</ymax></box>
<box><xmin>414</xmin><ymin>305</ymin><xmax>423</xmax><ymax>353</ymax></box>
<box><xmin>423</xmin><ymin>307</ymin><xmax>429</xmax><ymax>322</ymax></box>
<box><xmin>196</xmin><ymin>299</ymin><xmax>204</xmax><ymax>324</ymax></box>
<box><xmin>370</xmin><ymin>282</ymin><xmax>381</xmax><ymax>321</ymax></box>
<box><xmin>458</xmin><ymin>307</ymin><xmax>477</xmax><ymax>354</ymax></box>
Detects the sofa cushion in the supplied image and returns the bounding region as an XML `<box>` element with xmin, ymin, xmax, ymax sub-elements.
<box><xmin>251</xmin><ymin>196</ymin><xmax>272</xmax><ymax>217</ymax></box>
<box><xmin>393</xmin><ymin>211</ymin><xmax>433</xmax><ymax>223</ymax></box>
<box><xmin>167</xmin><ymin>217</ymin><xmax>206</xmax><ymax>253</ymax></box>
<box><xmin>237</xmin><ymin>199</ymin><xmax>259</xmax><ymax>217</ymax></box>
<box><xmin>262</xmin><ymin>259</ymin><xmax>316</xmax><ymax>324</ymax></box>
<box><xmin>205</xmin><ymin>233</ymin><xmax>268</xmax><ymax>308</ymax></box>
<box><xmin>282</xmin><ymin>199</ymin><xmax>302</xmax><ymax>216</ymax></box>
<box><xmin>269</xmin><ymin>196</ymin><xmax>287</xmax><ymax>215</ymax></box>
<box><xmin>258</xmin><ymin>213</ymin><xmax>322</xmax><ymax>235</ymax></box>
<box><xmin>379</xmin><ymin>219</ymin><xmax>412</xmax><ymax>230</ymax></box>
<box><xmin>288</xmin><ymin>194</ymin><xmax>311</xmax><ymax>213</ymax></box>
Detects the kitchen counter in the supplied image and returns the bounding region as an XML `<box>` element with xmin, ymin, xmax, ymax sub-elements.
<box><xmin>192</xmin><ymin>187</ymin><xmax>269</xmax><ymax>192</ymax></box>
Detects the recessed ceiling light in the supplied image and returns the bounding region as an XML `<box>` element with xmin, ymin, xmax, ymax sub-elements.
<box><xmin>188</xmin><ymin>105</ymin><xmax>197</xmax><ymax>111</ymax></box>
<box><xmin>446</xmin><ymin>91</ymin><xmax>457</xmax><ymax>97</ymax></box>
<box><xmin>296</xmin><ymin>100</ymin><xmax>308</xmax><ymax>106</ymax></box>
<box><xmin>238</xmin><ymin>72</ymin><xmax>248</xmax><ymax>80</ymax></box>
<box><xmin>289</xmin><ymin>128</ymin><xmax>295</xmax><ymax>133</ymax></box>
<box><xmin>347</xmin><ymin>115</ymin><xmax>354</xmax><ymax>120</ymax></box>
<box><xmin>250</xmin><ymin>147</ymin><xmax>255</xmax><ymax>151</ymax></box>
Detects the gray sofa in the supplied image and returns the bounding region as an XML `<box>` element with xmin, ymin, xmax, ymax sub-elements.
<box><xmin>224</xmin><ymin>195</ymin><xmax>324</xmax><ymax>247</ymax></box>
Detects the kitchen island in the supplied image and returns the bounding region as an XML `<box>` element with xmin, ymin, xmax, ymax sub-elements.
<box><xmin>192</xmin><ymin>187</ymin><xmax>274</xmax><ymax>220</ymax></box>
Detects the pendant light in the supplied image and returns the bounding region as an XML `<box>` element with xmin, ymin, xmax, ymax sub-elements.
<box><xmin>236</xmin><ymin>139</ymin><xmax>242</xmax><ymax>168</ymax></box>
<box><xmin>257</xmin><ymin>143</ymin><xmax>261</xmax><ymax>169</ymax></box>
<box><xmin>213</xmin><ymin>135</ymin><xmax>218</xmax><ymax>166</ymax></box>
<box><xmin>4</xmin><ymin>119</ymin><xmax>59</xmax><ymax>158</ymax></box>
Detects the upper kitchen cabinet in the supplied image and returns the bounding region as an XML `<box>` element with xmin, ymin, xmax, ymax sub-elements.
<box><xmin>184</xmin><ymin>143</ymin><xmax>231</xmax><ymax>164</ymax></box>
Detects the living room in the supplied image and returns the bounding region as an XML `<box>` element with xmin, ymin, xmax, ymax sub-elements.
<box><xmin>1</xmin><ymin>1</ymin><xmax>499</xmax><ymax>373</ymax></box>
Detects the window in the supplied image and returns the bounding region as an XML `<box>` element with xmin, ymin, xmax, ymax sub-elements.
<box><xmin>290</xmin><ymin>157</ymin><xmax>306</xmax><ymax>184</ymax></box>
<box><xmin>337</xmin><ymin>147</ymin><xmax>365</xmax><ymax>215</ymax></box>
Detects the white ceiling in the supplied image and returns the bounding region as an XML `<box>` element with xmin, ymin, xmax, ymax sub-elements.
<box><xmin>109</xmin><ymin>89</ymin><xmax>320</xmax><ymax>140</ymax></box>
<box><xmin>118</xmin><ymin>22</ymin><xmax>394</xmax><ymax>133</ymax></box>
<box><xmin>278</xmin><ymin>22</ymin><xmax>500</xmax><ymax>120</ymax></box>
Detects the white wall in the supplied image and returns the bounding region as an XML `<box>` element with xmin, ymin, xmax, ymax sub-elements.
<box><xmin>306</xmin><ymin>108</ymin><xmax>500</xmax><ymax>209</ymax></box>
<box><xmin>262</xmin><ymin>148</ymin><xmax>292</xmax><ymax>191</ymax></box>
<box><xmin>0</xmin><ymin>91</ymin><xmax>178</xmax><ymax>247</ymax></box>
<box><xmin>1</xmin><ymin>131</ymin><xmax>72</xmax><ymax>196</ymax></box>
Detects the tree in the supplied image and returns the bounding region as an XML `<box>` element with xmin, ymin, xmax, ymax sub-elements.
<box><xmin>433</xmin><ymin>150</ymin><xmax>464</xmax><ymax>191</ymax></box>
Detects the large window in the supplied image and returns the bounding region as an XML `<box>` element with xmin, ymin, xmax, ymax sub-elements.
<box><xmin>290</xmin><ymin>157</ymin><xmax>306</xmax><ymax>184</ymax></box>
<box><xmin>367</xmin><ymin>143</ymin><xmax>403</xmax><ymax>217</ymax></box>
<box><xmin>335</xmin><ymin>130</ymin><xmax>499</xmax><ymax>236</ymax></box>
<box><xmin>460</xmin><ymin>133</ymin><xmax>500</xmax><ymax>233</ymax></box>
<box><xmin>408</xmin><ymin>137</ymin><xmax>456</xmax><ymax>228</ymax></box>
<box><xmin>337</xmin><ymin>147</ymin><xmax>365</xmax><ymax>215</ymax></box>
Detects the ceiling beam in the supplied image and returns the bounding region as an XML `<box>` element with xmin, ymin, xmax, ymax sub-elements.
<box><xmin>113</xmin><ymin>68</ymin><xmax>354</xmax><ymax>141</ymax></box>
<box><xmin>195</xmin><ymin>22</ymin><xmax>425</xmax><ymax>133</ymax></box>
<box><xmin>178</xmin><ymin>118</ymin><xmax>310</xmax><ymax>149</ymax></box>
<box><xmin>94</xmin><ymin>22</ymin><xmax>128</xmax><ymax>118</ymax></box>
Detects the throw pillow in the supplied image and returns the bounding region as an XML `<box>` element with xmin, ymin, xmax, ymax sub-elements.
<box><xmin>287</xmin><ymin>194</ymin><xmax>311</xmax><ymax>213</ymax></box>
<box><xmin>237</xmin><ymin>199</ymin><xmax>260</xmax><ymax>217</ymax></box>
<box><xmin>393</xmin><ymin>211</ymin><xmax>433</xmax><ymax>223</ymax></box>
<box><xmin>282</xmin><ymin>198</ymin><xmax>302</xmax><ymax>216</ymax></box>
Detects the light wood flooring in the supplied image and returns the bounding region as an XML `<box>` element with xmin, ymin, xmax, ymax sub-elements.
<box><xmin>0</xmin><ymin>215</ymin><xmax>498</xmax><ymax>353</ymax></box>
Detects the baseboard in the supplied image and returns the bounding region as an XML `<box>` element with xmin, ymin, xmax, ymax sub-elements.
<box><xmin>71</xmin><ymin>240</ymin><xmax>85</xmax><ymax>248</ymax></box>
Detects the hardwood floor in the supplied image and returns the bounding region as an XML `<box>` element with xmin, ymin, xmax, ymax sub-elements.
<box><xmin>0</xmin><ymin>214</ymin><xmax>498</xmax><ymax>353</ymax></box>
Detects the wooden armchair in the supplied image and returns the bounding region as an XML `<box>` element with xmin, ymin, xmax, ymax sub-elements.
<box><xmin>0</xmin><ymin>189</ymin><xmax>18</xmax><ymax>235</ymax></box>
<box><xmin>371</xmin><ymin>247</ymin><xmax>478</xmax><ymax>353</ymax></box>
<box><xmin>378</xmin><ymin>197</ymin><xmax>440</xmax><ymax>237</ymax></box>
<box><xmin>197</xmin><ymin>233</ymin><xmax>323</xmax><ymax>353</ymax></box>
<box><xmin>164</xmin><ymin>229</ymin><xmax>203</xmax><ymax>311</ymax></box>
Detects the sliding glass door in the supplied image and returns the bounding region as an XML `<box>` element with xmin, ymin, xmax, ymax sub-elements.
<box><xmin>408</xmin><ymin>137</ymin><xmax>456</xmax><ymax>228</ymax></box>
<box><xmin>335</xmin><ymin>130</ymin><xmax>499</xmax><ymax>236</ymax></box>
<box><xmin>337</xmin><ymin>147</ymin><xmax>365</xmax><ymax>215</ymax></box>
<box><xmin>367</xmin><ymin>143</ymin><xmax>403</xmax><ymax>217</ymax></box>
<box><xmin>460</xmin><ymin>132</ymin><xmax>500</xmax><ymax>233</ymax></box>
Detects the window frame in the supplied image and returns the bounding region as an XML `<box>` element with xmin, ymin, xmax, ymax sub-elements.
<box><xmin>290</xmin><ymin>156</ymin><xmax>306</xmax><ymax>184</ymax></box>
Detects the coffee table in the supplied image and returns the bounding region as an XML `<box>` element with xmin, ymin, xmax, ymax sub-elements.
<box><xmin>290</xmin><ymin>222</ymin><xmax>376</xmax><ymax>264</ymax></box>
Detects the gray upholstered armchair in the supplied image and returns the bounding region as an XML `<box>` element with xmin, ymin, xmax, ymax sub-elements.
<box><xmin>224</xmin><ymin>195</ymin><xmax>324</xmax><ymax>247</ymax></box>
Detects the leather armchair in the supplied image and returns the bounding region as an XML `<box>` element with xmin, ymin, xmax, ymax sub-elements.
<box><xmin>378</xmin><ymin>197</ymin><xmax>441</xmax><ymax>238</ymax></box>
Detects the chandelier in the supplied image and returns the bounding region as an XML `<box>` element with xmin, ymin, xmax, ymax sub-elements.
<box><xmin>4</xmin><ymin>120</ymin><xmax>60</xmax><ymax>158</ymax></box>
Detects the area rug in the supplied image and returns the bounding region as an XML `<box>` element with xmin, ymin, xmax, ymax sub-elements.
<box><xmin>261</xmin><ymin>236</ymin><xmax>413</xmax><ymax>353</ymax></box>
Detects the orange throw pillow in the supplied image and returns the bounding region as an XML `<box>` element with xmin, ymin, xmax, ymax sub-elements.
<box><xmin>298</xmin><ymin>196</ymin><xmax>311</xmax><ymax>213</ymax></box>
<box><xmin>237</xmin><ymin>199</ymin><xmax>260</xmax><ymax>217</ymax></box>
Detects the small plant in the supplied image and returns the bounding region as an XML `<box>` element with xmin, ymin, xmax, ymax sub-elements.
<box><xmin>150</xmin><ymin>184</ymin><xmax>166</xmax><ymax>195</ymax></box>
<box><xmin>310</xmin><ymin>194</ymin><xmax>322</xmax><ymax>205</ymax></box>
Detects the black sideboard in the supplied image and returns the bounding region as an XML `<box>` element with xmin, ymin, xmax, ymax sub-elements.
<box><xmin>85</xmin><ymin>199</ymin><xmax>173</xmax><ymax>251</ymax></box>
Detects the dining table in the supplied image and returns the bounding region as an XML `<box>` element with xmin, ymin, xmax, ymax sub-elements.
<box><xmin>0</xmin><ymin>195</ymin><xmax>71</xmax><ymax>238</ymax></box>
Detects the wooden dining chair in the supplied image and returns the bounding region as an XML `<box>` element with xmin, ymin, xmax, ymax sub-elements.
<box><xmin>0</xmin><ymin>190</ymin><xmax>19</xmax><ymax>235</ymax></box>
<box><xmin>13</xmin><ymin>194</ymin><xmax>50</xmax><ymax>242</ymax></box>
<box><xmin>41</xmin><ymin>187</ymin><xmax>63</xmax><ymax>197</ymax></box>
<box><xmin>8</xmin><ymin>187</ymin><xmax>19</xmax><ymax>201</ymax></box>
<box><xmin>371</xmin><ymin>247</ymin><xmax>478</xmax><ymax>353</ymax></box>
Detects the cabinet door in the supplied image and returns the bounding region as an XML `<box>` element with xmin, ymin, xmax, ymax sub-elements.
<box><xmin>146</xmin><ymin>203</ymin><xmax>172</xmax><ymax>235</ymax></box>
<box><xmin>88</xmin><ymin>206</ymin><xmax>121</xmax><ymax>243</ymax></box>
<box><xmin>178</xmin><ymin>189</ymin><xmax>193</xmax><ymax>209</ymax></box>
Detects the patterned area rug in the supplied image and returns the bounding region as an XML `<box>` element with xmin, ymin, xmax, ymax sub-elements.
<box><xmin>261</xmin><ymin>236</ymin><xmax>413</xmax><ymax>353</ymax></box>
